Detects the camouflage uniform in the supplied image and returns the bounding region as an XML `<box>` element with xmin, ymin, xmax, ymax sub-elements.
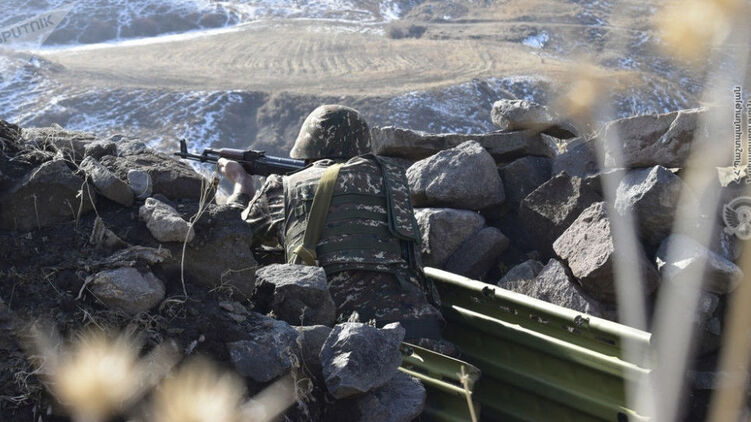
<box><xmin>240</xmin><ymin>160</ymin><xmax>442</xmax><ymax>340</ymax></box>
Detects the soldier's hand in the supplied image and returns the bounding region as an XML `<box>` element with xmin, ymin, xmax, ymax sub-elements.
<box><xmin>218</xmin><ymin>158</ymin><xmax>254</xmax><ymax>195</ymax></box>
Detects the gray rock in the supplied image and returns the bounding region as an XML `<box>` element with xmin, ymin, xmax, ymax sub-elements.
<box><xmin>600</xmin><ymin>108</ymin><xmax>705</xmax><ymax>168</ymax></box>
<box><xmin>407</xmin><ymin>141</ymin><xmax>504</xmax><ymax>210</ymax></box>
<box><xmin>552</xmin><ymin>139</ymin><xmax>599</xmax><ymax>178</ymax></box>
<box><xmin>100</xmin><ymin>151</ymin><xmax>206</xmax><ymax>200</ymax></box>
<box><xmin>84</xmin><ymin>140</ymin><xmax>117</xmax><ymax>160</ymax></box>
<box><xmin>80</xmin><ymin>156</ymin><xmax>134</xmax><ymax>207</ymax></box>
<box><xmin>86</xmin><ymin>267</ymin><xmax>165</xmax><ymax>314</ymax></box>
<box><xmin>343</xmin><ymin>372</ymin><xmax>426</xmax><ymax>422</ymax></box>
<box><xmin>294</xmin><ymin>325</ymin><xmax>332</xmax><ymax>379</ymax></box>
<box><xmin>255</xmin><ymin>264</ymin><xmax>336</xmax><ymax>326</ymax></box>
<box><xmin>491</xmin><ymin>99</ymin><xmax>578</xmax><ymax>137</ymax></box>
<box><xmin>371</xmin><ymin>126</ymin><xmax>551</xmax><ymax>162</ymax></box>
<box><xmin>582</xmin><ymin>168</ymin><xmax>627</xmax><ymax>197</ymax></box>
<box><xmin>0</xmin><ymin>160</ymin><xmax>96</xmax><ymax>231</ymax></box>
<box><xmin>23</xmin><ymin>127</ymin><xmax>96</xmax><ymax>163</ymax></box>
<box><xmin>320</xmin><ymin>322</ymin><xmax>405</xmax><ymax>399</ymax></box>
<box><xmin>615</xmin><ymin>166</ymin><xmax>693</xmax><ymax>246</ymax></box>
<box><xmin>139</xmin><ymin>197</ymin><xmax>194</xmax><ymax>243</ymax></box>
<box><xmin>553</xmin><ymin>202</ymin><xmax>659</xmax><ymax>302</ymax></box>
<box><xmin>415</xmin><ymin>208</ymin><xmax>485</xmax><ymax>267</ymax></box>
<box><xmin>227</xmin><ymin>314</ymin><xmax>299</xmax><ymax>383</ymax></box>
<box><xmin>89</xmin><ymin>216</ymin><xmax>128</xmax><ymax>250</ymax></box>
<box><xmin>498</xmin><ymin>156</ymin><xmax>552</xmax><ymax>212</ymax></box>
<box><xmin>504</xmin><ymin>259</ymin><xmax>601</xmax><ymax>316</ymax></box>
<box><xmin>520</xmin><ymin>172</ymin><xmax>601</xmax><ymax>258</ymax></box>
<box><xmin>127</xmin><ymin>170</ymin><xmax>153</xmax><ymax>199</ymax></box>
<box><xmin>498</xmin><ymin>259</ymin><xmax>544</xmax><ymax>286</ymax></box>
<box><xmin>445</xmin><ymin>227</ymin><xmax>510</xmax><ymax>280</ymax></box>
<box><xmin>165</xmin><ymin>204</ymin><xmax>256</xmax><ymax>296</ymax></box>
<box><xmin>656</xmin><ymin>234</ymin><xmax>742</xmax><ymax>294</ymax></box>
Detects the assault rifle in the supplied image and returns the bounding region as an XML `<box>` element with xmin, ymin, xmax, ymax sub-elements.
<box><xmin>174</xmin><ymin>139</ymin><xmax>306</xmax><ymax>177</ymax></box>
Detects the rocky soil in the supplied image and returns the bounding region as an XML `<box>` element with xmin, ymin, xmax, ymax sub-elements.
<box><xmin>0</xmin><ymin>99</ymin><xmax>746</xmax><ymax>421</ymax></box>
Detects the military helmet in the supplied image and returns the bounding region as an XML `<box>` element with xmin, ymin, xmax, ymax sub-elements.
<box><xmin>290</xmin><ymin>105</ymin><xmax>371</xmax><ymax>159</ymax></box>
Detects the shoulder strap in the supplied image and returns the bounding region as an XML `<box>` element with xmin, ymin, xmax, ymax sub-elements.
<box><xmin>290</xmin><ymin>163</ymin><xmax>343</xmax><ymax>265</ymax></box>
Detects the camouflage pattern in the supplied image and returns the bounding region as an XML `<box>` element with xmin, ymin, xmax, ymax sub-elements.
<box><xmin>290</xmin><ymin>105</ymin><xmax>371</xmax><ymax>159</ymax></box>
<box><xmin>328</xmin><ymin>271</ymin><xmax>443</xmax><ymax>340</ymax></box>
<box><xmin>282</xmin><ymin>155</ymin><xmax>422</xmax><ymax>280</ymax></box>
<box><xmin>240</xmin><ymin>174</ymin><xmax>286</xmax><ymax>248</ymax></box>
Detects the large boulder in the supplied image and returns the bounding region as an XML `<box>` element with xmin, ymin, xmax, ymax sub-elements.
<box><xmin>656</xmin><ymin>234</ymin><xmax>742</xmax><ymax>295</ymax></box>
<box><xmin>553</xmin><ymin>202</ymin><xmax>659</xmax><ymax>302</ymax></box>
<box><xmin>614</xmin><ymin>166</ymin><xmax>692</xmax><ymax>246</ymax></box>
<box><xmin>226</xmin><ymin>313</ymin><xmax>299</xmax><ymax>383</ymax></box>
<box><xmin>85</xmin><ymin>267</ymin><xmax>166</xmax><ymax>314</ymax></box>
<box><xmin>371</xmin><ymin>126</ymin><xmax>551</xmax><ymax>162</ymax></box>
<box><xmin>414</xmin><ymin>208</ymin><xmax>485</xmax><ymax>267</ymax></box>
<box><xmin>520</xmin><ymin>172</ymin><xmax>601</xmax><ymax>258</ymax></box>
<box><xmin>498</xmin><ymin>156</ymin><xmax>552</xmax><ymax>212</ymax></box>
<box><xmin>407</xmin><ymin>141</ymin><xmax>504</xmax><ymax>210</ymax></box>
<box><xmin>165</xmin><ymin>204</ymin><xmax>256</xmax><ymax>297</ymax></box>
<box><xmin>320</xmin><ymin>322</ymin><xmax>405</xmax><ymax>399</ymax></box>
<box><xmin>0</xmin><ymin>159</ymin><xmax>96</xmax><ymax>231</ymax></box>
<box><xmin>79</xmin><ymin>156</ymin><xmax>134</xmax><ymax>207</ymax></box>
<box><xmin>599</xmin><ymin>108</ymin><xmax>706</xmax><ymax>168</ymax></box>
<box><xmin>99</xmin><ymin>151</ymin><xmax>205</xmax><ymax>200</ymax></box>
<box><xmin>254</xmin><ymin>264</ymin><xmax>336</xmax><ymax>326</ymax></box>
<box><xmin>491</xmin><ymin>99</ymin><xmax>578</xmax><ymax>137</ymax></box>
<box><xmin>139</xmin><ymin>197</ymin><xmax>194</xmax><ymax>243</ymax></box>
<box><xmin>445</xmin><ymin>227</ymin><xmax>510</xmax><ymax>280</ymax></box>
<box><xmin>502</xmin><ymin>259</ymin><xmax>601</xmax><ymax>316</ymax></box>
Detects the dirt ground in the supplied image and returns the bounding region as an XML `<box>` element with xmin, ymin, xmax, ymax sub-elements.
<box><xmin>37</xmin><ymin>0</ymin><xmax>679</xmax><ymax>98</ymax></box>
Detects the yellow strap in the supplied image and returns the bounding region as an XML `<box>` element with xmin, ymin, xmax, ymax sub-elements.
<box><xmin>291</xmin><ymin>163</ymin><xmax>342</xmax><ymax>266</ymax></box>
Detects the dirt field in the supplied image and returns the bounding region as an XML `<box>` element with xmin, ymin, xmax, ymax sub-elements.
<box><xmin>38</xmin><ymin>0</ymin><xmax>671</xmax><ymax>99</ymax></box>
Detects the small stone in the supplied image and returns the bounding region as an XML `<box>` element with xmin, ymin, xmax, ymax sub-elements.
<box><xmin>80</xmin><ymin>156</ymin><xmax>134</xmax><ymax>207</ymax></box>
<box><xmin>656</xmin><ymin>234</ymin><xmax>743</xmax><ymax>295</ymax></box>
<box><xmin>320</xmin><ymin>322</ymin><xmax>405</xmax><ymax>399</ymax></box>
<box><xmin>445</xmin><ymin>227</ymin><xmax>510</xmax><ymax>280</ymax></box>
<box><xmin>84</xmin><ymin>140</ymin><xmax>118</xmax><ymax>160</ymax></box>
<box><xmin>86</xmin><ymin>267</ymin><xmax>165</xmax><ymax>314</ymax></box>
<box><xmin>552</xmin><ymin>139</ymin><xmax>599</xmax><ymax>178</ymax></box>
<box><xmin>226</xmin><ymin>314</ymin><xmax>299</xmax><ymax>383</ymax></box>
<box><xmin>491</xmin><ymin>99</ymin><xmax>578</xmax><ymax>137</ymax></box>
<box><xmin>498</xmin><ymin>259</ymin><xmax>544</xmax><ymax>286</ymax></box>
<box><xmin>139</xmin><ymin>197</ymin><xmax>194</xmax><ymax>243</ymax></box>
<box><xmin>504</xmin><ymin>259</ymin><xmax>601</xmax><ymax>316</ymax></box>
<box><xmin>331</xmin><ymin>372</ymin><xmax>426</xmax><ymax>422</ymax></box>
<box><xmin>127</xmin><ymin>170</ymin><xmax>153</xmax><ymax>199</ymax></box>
<box><xmin>414</xmin><ymin>208</ymin><xmax>485</xmax><ymax>267</ymax></box>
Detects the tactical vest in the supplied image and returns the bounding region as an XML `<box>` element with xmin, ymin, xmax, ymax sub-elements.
<box><xmin>282</xmin><ymin>155</ymin><xmax>423</xmax><ymax>281</ymax></box>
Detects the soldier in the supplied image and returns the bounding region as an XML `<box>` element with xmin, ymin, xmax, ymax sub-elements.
<box><xmin>219</xmin><ymin>105</ymin><xmax>443</xmax><ymax>341</ymax></box>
